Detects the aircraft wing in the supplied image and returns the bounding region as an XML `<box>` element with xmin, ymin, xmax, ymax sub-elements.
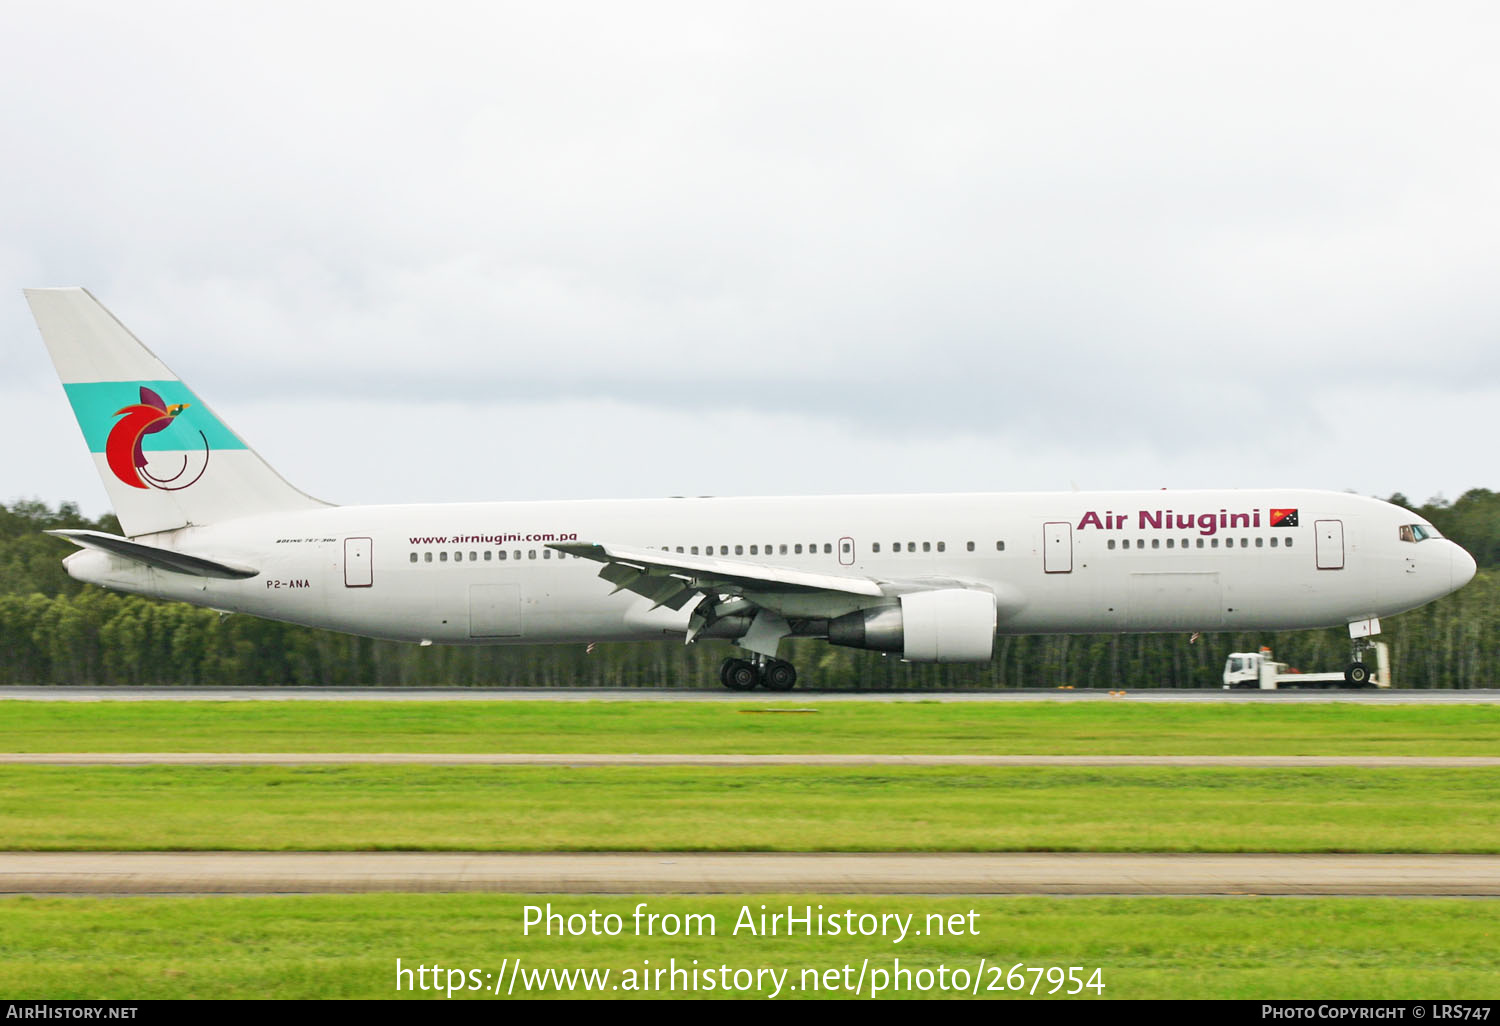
<box><xmin>550</xmin><ymin>541</ymin><xmax>1005</xmax><ymax>660</ymax></box>
<box><xmin>550</xmin><ymin>541</ymin><xmax>883</xmax><ymax>612</ymax></box>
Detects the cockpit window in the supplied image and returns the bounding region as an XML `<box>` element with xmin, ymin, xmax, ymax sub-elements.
<box><xmin>1399</xmin><ymin>524</ymin><xmax>1441</xmax><ymax>543</ymax></box>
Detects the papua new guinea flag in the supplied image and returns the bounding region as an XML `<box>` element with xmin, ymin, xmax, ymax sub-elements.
<box><xmin>1269</xmin><ymin>509</ymin><xmax>1299</xmax><ymax>527</ymax></box>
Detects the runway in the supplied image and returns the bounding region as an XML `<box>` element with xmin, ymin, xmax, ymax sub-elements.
<box><xmin>4</xmin><ymin>753</ymin><xmax>1499</xmax><ymax>767</ymax></box>
<box><xmin>4</xmin><ymin>686</ymin><xmax>1499</xmax><ymax>702</ymax></box>
<box><xmin>2</xmin><ymin>852</ymin><xmax>1496</xmax><ymax>896</ymax></box>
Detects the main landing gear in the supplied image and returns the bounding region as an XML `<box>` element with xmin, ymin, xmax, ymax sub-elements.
<box><xmin>720</xmin><ymin>656</ymin><xmax>798</xmax><ymax>691</ymax></box>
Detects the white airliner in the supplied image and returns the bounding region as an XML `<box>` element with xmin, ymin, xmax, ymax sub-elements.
<box><xmin>27</xmin><ymin>288</ymin><xmax>1477</xmax><ymax>690</ymax></box>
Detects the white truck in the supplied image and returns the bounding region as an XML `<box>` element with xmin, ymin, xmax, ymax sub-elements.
<box><xmin>1222</xmin><ymin>643</ymin><xmax>1391</xmax><ymax>689</ymax></box>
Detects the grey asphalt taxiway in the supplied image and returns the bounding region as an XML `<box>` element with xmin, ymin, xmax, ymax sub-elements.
<box><xmin>2</xmin><ymin>852</ymin><xmax>1496</xmax><ymax>896</ymax></box>
<box><xmin>3</xmin><ymin>686</ymin><xmax>1499</xmax><ymax>702</ymax></box>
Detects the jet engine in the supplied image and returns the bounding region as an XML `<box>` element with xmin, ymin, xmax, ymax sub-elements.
<box><xmin>827</xmin><ymin>589</ymin><xmax>996</xmax><ymax>662</ymax></box>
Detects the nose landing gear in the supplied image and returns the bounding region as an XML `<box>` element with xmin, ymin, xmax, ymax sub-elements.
<box><xmin>719</xmin><ymin>656</ymin><xmax>798</xmax><ymax>691</ymax></box>
<box><xmin>1344</xmin><ymin>636</ymin><xmax>1390</xmax><ymax>688</ymax></box>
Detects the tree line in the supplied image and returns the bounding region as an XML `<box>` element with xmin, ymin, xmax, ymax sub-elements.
<box><xmin>1</xmin><ymin>493</ymin><xmax>1495</xmax><ymax>688</ymax></box>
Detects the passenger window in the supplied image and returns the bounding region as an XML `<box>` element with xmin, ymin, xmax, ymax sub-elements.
<box><xmin>1211</xmin><ymin>538</ymin><xmax>1219</xmax><ymax>548</ymax></box>
<box><xmin>937</xmin><ymin>541</ymin><xmax>945</xmax><ymax>552</ymax></box>
<box><xmin>513</xmin><ymin>551</ymin><xmax>521</xmax><ymax>560</ymax></box>
<box><xmin>409</xmin><ymin>553</ymin><xmax>417</xmax><ymax>563</ymax></box>
<box><xmin>471</xmin><ymin>551</ymin><xmax>478</xmax><ymax>561</ymax></box>
<box><xmin>1108</xmin><ymin>539</ymin><xmax>1116</xmax><ymax>550</ymax></box>
<box><xmin>907</xmin><ymin>542</ymin><xmax>916</xmax><ymax>552</ymax></box>
<box><xmin>795</xmin><ymin>544</ymin><xmax>803</xmax><ymax>554</ymax></box>
<box><xmin>1270</xmin><ymin>538</ymin><xmax>1278</xmax><ymax>548</ymax></box>
<box><xmin>676</xmin><ymin>546</ymin><xmax>684</xmax><ymax>553</ymax></box>
<box><xmin>424</xmin><ymin>552</ymin><xmax>432</xmax><ymax>563</ymax></box>
<box><xmin>922</xmin><ymin>542</ymin><xmax>931</xmax><ymax>553</ymax></box>
<box><xmin>543</xmin><ymin>550</ymin><xmax>551</xmax><ymax>559</ymax></box>
<box><xmin>1196</xmin><ymin>539</ymin><xmax>1204</xmax><ymax>548</ymax></box>
<box><xmin>967</xmin><ymin>541</ymin><xmax>975</xmax><ymax>552</ymax></box>
<box><xmin>454</xmin><ymin>552</ymin><xmax>463</xmax><ymax>562</ymax></box>
<box><xmin>484</xmin><ymin>550</ymin><xmax>492</xmax><ymax>561</ymax></box>
<box><xmin>996</xmin><ymin>541</ymin><xmax>1005</xmax><ymax>552</ymax></box>
<box><xmin>735</xmin><ymin>545</ymin><xmax>743</xmax><ymax>555</ymax></box>
<box><xmin>498</xmin><ymin>550</ymin><xmax>507</xmax><ymax>560</ymax></box>
<box><xmin>1286</xmin><ymin>538</ymin><xmax>1294</xmax><ymax>548</ymax></box>
<box><xmin>690</xmin><ymin>546</ymin><xmax>699</xmax><ymax>554</ymax></box>
<box><xmin>1152</xmin><ymin>539</ymin><xmax>1160</xmax><ymax>549</ymax></box>
<box><xmin>1256</xmin><ymin>537</ymin><xmax>1264</xmax><ymax>548</ymax></box>
<box><xmin>872</xmin><ymin>543</ymin><xmax>881</xmax><ymax>553</ymax></box>
<box><xmin>824</xmin><ymin>543</ymin><xmax>832</xmax><ymax>554</ymax></box>
<box><xmin>528</xmin><ymin>550</ymin><xmax>536</xmax><ymax>559</ymax></box>
<box><xmin>440</xmin><ymin>551</ymin><xmax>448</xmax><ymax>562</ymax></box>
<box><xmin>779</xmin><ymin>544</ymin><xmax>787</xmax><ymax>555</ymax></box>
<box><xmin>1167</xmin><ymin>539</ymin><xmax>1175</xmax><ymax>549</ymax></box>
<box><xmin>750</xmin><ymin>545</ymin><xmax>758</xmax><ymax>555</ymax></box>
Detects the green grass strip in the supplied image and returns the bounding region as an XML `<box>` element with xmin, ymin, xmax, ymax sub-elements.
<box><xmin>3</xmin><ymin>765</ymin><xmax>1498</xmax><ymax>852</ymax></box>
<box><xmin>2</xmin><ymin>894</ymin><xmax>1496</xmax><ymax>999</ymax></box>
<box><xmin>4</xmin><ymin>699</ymin><xmax>1500</xmax><ymax>755</ymax></box>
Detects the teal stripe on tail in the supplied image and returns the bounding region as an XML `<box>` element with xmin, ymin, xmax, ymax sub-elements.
<box><xmin>27</xmin><ymin>288</ymin><xmax>330</xmax><ymax>536</ymax></box>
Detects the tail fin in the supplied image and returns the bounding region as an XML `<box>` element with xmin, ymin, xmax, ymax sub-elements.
<box><xmin>25</xmin><ymin>287</ymin><xmax>330</xmax><ymax>537</ymax></box>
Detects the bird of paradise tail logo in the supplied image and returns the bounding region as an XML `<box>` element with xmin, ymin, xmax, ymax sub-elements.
<box><xmin>105</xmin><ymin>386</ymin><xmax>211</xmax><ymax>490</ymax></box>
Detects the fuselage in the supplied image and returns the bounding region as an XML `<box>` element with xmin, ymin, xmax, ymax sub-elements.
<box><xmin>64</xmin><ymin>487</ymin><xmax>1477</xmax><ymax>647</ymax></box>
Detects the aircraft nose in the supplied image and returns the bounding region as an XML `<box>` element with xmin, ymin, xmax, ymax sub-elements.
<box><xmin>1451</xmin><ymin>542</ymin><xmax>1477</xmax><ymax>591</ymax></box>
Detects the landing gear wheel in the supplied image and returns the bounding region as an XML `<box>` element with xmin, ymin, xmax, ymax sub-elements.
<box><xmin>721</xmin><ymin>658</ymin><xmax>759</xmax><ymax>691</ymax></box>
<box><xmin>1345</xmin><ymin>661</ymin><xmax>1371</xmax><ymax>688</ymax></box>
<box><xmin>760</xmin><ymin>660</ymin><xmax>797</xmax><ymax>691</ymax></box>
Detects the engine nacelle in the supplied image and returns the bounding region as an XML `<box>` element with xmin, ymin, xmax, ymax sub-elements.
<box><xmin>827</xmin><ymin>588</ymin><xmax>996</xmax><ymax>663</ymax></box>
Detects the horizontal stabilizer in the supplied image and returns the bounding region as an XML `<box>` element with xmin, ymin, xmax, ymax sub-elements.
<box><xmin>46</xmin><ymin>530</ymin><xmax>260</xmax><ymax>580</ymax></box>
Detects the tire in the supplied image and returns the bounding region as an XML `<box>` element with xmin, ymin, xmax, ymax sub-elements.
<box><xmin>723</xmin><ymin>659</ymin><xmax>759</xmax><ymax>691</ymax></box>
<box><xmin>1345</xmin><ymin>661</ymin><xmax>1371</xmax><ymax>687</ymax></box>
<box><xmin>761</xmin><ymin>661</ymin><xmax>797</xmax><ymax>691</ymax></box>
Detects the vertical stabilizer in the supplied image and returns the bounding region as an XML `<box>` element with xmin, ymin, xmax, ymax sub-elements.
<box><xmin>25</xmin><ymin>287</ymin><xmax>330</xmax><ymax>536</ymax></box>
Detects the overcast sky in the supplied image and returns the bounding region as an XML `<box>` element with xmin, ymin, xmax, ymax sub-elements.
<box><xmin>3</xmin><ymin>2</ymin><xmax>1497</xmax><ymax>518</ymax></box>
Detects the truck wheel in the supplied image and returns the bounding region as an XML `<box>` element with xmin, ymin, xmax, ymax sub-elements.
<box><xmin>1345</xmin><ymin>661</ymin><xmax>1371</xmax><ymax>688</ymax></box>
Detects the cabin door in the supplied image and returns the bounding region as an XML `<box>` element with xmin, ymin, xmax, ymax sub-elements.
<box><xmin>1315</xmin><ymin>519</ymin><xmax>1345</xmax><ymax>570</ymax></box>
<box><xmin>344</xmin><ymin>537</ymin><xmax>373</xmax><ymax>587</ymax></box>
<box><xmin>1043</xmin><ymin>521</ymin><xmax>1073</xmax><ymax>573</ymax></box>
